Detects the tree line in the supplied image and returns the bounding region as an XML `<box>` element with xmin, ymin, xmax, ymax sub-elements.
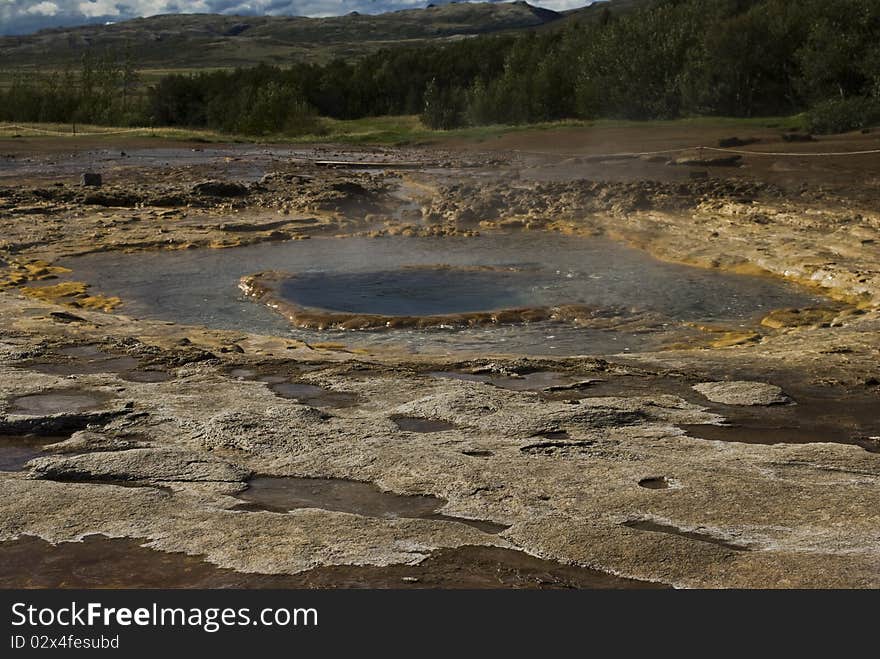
<box><xmin>2</xmin><ymin>0</ymin><xmax>879</xmax><ymax>135</ymax></box>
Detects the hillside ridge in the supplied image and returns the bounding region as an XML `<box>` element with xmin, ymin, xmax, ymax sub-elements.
<box><xmin>0</xmin><ymin>1</ymin><xmax>579</xmax><ymax>69</ymax></box>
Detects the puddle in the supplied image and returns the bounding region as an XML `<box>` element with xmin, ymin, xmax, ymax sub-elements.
<box><xmin>61</xmin><ymin>234</ymin><xmax>827</xmax><ymax>355</ymax></box>
<box><xmin>8</xmin><ymin>391</ymin><xmax>111</xmax><ymax>415</ymax></box>
<box><xmin>430</xmin><ymin>370</ymin><xmax>607</xmax><ymax>402</ymax></box>
<box><xmin>534</xmin><ymin>430</ymin><xmax>571</xmax><ymax>440</ymax></box>
<box><xmin>482</xmin><ymin>371</ymin><xmax>582</xmax><ymax>392</ymax></box>
<box><xmin>683</xmin><ymin>424</ymin><xmax>880</xmax><ymax>454</ymax></box>
<box><xmin>429</xmin><ymin>369</ymin><xmax>593</xmax><ymax>395</ymax></box>
<box><xmin>29</xmin><ymin>356</ymin><xmax>140</xmax><ymax>376</ymax></box>
<box><xmin>118</xmin><ymin>369</ymin><xmax>173</xmax><ymax>383</ymax></box>
<box><xmin>235</xmin><ymin>477</ymin><xmax>508</xmax><ymax>534</ymax></box>
<box><xmin>570</xmin><ymin>373</ymin><xmax>880</xmax><ymax>453</ymax></box>
<box><xmin>0</xmin><ymin>536</ymin><xmax>661</xmax><ymax>589</ymax></box>
<box><xmin>258</xmin><ymin>375</ymin><xmax>289</xmax><ymax>385</ymax></box>
<box><xmin>269</xmin><ymin>383</ymin><xmax>358</xmax><ymax>408</ymax></box>
<box><xmin>623</xmin><ymin>520</ymin><xmax>749</xmax><ymax>551</ymax></box>
<box><xmin>638</xmin><ymin>477</ymin><xmax>672</xmax><ymax>490</ymax></box>
<box><xmin>24</xmin><ymin>345</ymin><xmax>170</xmax><ymax>383</ymax></box>
<box><xmin>680</xmin><ymin>385</ymin><xmax>880</xmax><ymax>453</ymax></box>
<box><xmin>59</xmin><ymin>345</ymin><xmax>109</xmax><ymax>359</ymax></box>
<box><xmin>392</xmin><ymin>416</ymin><xmax>457</xmax><ymax>433</ymax></box>
<box><xmin>0</xmin><ymin>434</ymin><xmax>65</xmax><ymax>471</ymax></box>
<box><xmin>225</xmin><ymin>368</ymin><xmax>356</xmax><ymax>408</ymax></box>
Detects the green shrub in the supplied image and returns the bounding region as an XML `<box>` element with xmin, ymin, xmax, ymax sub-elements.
<box><xmin>806</xmin><ymin>96</ymin><xmax>880</xmax><ymax>134</ymax></box>
<box><xmin>420</xmin><ymin>80</ymin><xmax>466</xmax><ymax>130</ymax></box>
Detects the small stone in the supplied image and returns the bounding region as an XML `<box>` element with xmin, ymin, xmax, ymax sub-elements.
<box><xmin>192</xmin><ymin>180</ymin><xmax>249</xmax><ymax>197</ymax></box>
<box><xmin>80</xmin><ymin>172</ymin><xmax>102</xmax><ymax>187</ymax></box>
<box><xmin>692</xmin><ymin>381</ymin><xmax>791</xmax><ymax>406</ymax></box>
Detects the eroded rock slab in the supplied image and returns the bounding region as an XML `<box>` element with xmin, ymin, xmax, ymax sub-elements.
<box><xmin>692</xmin><ymin>381</ymin><xmax>791</xmax><ymax>406</ymax></box>
<box><xmin>28</xmin><ymin>448</ymin><xmax>251</xmax><ymax>484</ymax></box>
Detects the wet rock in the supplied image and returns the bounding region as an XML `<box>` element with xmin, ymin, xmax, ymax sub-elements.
<box><xmin>469</xmin><ymin>363</ymin><xmax>518</xmax><ymax>376</ymax></box>
<box><xmin>220</xmin><ymin>219</ymin><xmax>292</xmax><ymax>233</ymax></box>
<box><xmin>782</xmin><ymin>133</ymin><xmax>816</xmax><ymax>143</ymax></box>
<box><xmin>760</xmin><ymin>307</ymin><xmax>839</xmax><ymax>329</ymax></box>
<box><xmin>192</xmin><ymin>180</ymin><xmax>249</xmax><ymax>197</ymax></box>
<box><xmin>329</xmin><ymin>181</ymin><xmax>370</xmax><ymax>196</ymax></box>
<box><xmin>672</xmin><ymin>154</ymin><xmax>742</xmax><ymax>167</ymax></box>
<box><xmin>28</xmin><ymin>448</ymin><xmax>251</xmax><ymax>483</ymax></box>
<box><xmin>44</xmin><ymin>431</ymin><xmax>146</xmax><ymax>454</ymax></box>
<box><xmin>0</xmin><ymin>406</ymin><xmax>129</xmax><ymax>437</ymax></box>
<box><xmin>49</xmin><ymin>311</ymin><xmax>86</xmax><ymax>323</ymax></box>
<box><xmin>855</xmin><ymin>436</ymin><xmax>880</xmax><ymax>453</ymax></box>
<box><xmin>241</xmin><ymin>269</ymin><xmax>609</xmax><ymax>332</ymax></box>
<box><xmin>80</xmin><ymin>173</ymin><xmax>102</xmax><ymax>187</ymax></box>
<box><xmin>148</xmin><ymin>193</ymin><xmax>188</xmax><ymax>207</ymax></box>
<box><xmin>718</xmin><ymin>137</ymin><xmax>759</xmax><ymax>148</ymax></box>
<box><xmin>710</xmin><ymin>331</ymin><xmax>761</xmax><ymax>348</ymax></box>
<box><xmin>82</xmin><ymin>191</ymin><xmax>140</xmax><ymax>207</ymax></box>
<box><xmin>692</xmin><ymin>381</ymin><xmax>791</xmax><ymax>406</ymax></box>
<box><xmin>543</xmin><ymin>379</ymin><xmax>603</xmax><ymax>392</ymax></box>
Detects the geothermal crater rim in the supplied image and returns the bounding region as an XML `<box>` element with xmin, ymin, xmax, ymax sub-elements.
<box><xmin>239</xmin><ymin>267</ymin><xmax>595</xmax><ymax>331</ymax></box>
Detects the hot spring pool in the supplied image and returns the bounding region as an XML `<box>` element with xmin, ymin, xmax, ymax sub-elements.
<box><xmin>59</xmin><ymin>233</ymin><xmax>829</xmax><ymax>355</ymax></box>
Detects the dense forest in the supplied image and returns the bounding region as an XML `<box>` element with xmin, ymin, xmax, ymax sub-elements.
<box><xmin>2</xmin><ymin>0</ymin><xmax>879</xmax><ymax>134</ymax></box>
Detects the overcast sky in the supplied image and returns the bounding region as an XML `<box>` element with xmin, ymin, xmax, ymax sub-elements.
<box><xmin>0</xmin><ymin>0</ymin><xmax>591</xmax><ymax>36</ymax></box>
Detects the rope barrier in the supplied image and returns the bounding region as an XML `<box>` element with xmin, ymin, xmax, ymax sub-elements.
<box><xmin>1</xmin><ymin>124</ymin><xmax>154</xmax><ymax>136</ymax></box>
<box><xmin>701</xmin><ymin>145</ymin><xmax>880</xmax><ymax>157</ymax></box>
<box><xmin>513</xmin><ymin>143</ymin><xmax>880</xmax><ymax>158</ymax></box>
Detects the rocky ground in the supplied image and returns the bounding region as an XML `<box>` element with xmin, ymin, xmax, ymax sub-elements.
<box><xmin>0</xmin><ymin>130</ymin><xmax>878</xmax><ymax>588</ymax></box>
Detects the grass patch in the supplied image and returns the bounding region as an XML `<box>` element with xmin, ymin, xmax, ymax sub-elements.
<box><xmin>0</xmin><ymin>122</ymin><xmax>237</xmax><ymax>142</ymax></box>
<box><xmin>0</xmin><ymin>114</ymin><xmax>810</xmax><ymax>147</ymax></box>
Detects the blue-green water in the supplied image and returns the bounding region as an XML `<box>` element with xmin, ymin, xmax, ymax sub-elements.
<box><xmin>61</xmin><ymin>234</ymin><xmax>827</xmax><ymax>355</ymax></box>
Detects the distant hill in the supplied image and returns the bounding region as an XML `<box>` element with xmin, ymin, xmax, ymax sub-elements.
<box><xmin>558</xmin><ymin>0</ymin><xmax>650</xmax><ymax>23</ymax></box>
<box><xmin>0</xmin><ymin>1</ymin><xmax>577</xmax><ymax>71</ymax></box>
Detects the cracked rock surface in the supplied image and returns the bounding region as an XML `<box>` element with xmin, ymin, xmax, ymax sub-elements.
<box><xmin>692</xmin><ymin>381</ymin><xmax>791</xmax><ymax>406</ymax></box>
<box><xmin>1</xmin><ymin>142</ymin><xmax>879</xmax><ymax>588</ymax></box>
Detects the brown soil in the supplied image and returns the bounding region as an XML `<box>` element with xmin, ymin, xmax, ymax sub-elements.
<box><xmin>455</xmin><ymin>123</ymin><xmax>880</xmax><ymax>197</ymax></box>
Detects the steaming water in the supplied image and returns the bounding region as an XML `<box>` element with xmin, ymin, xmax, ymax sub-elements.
<box><xmin>60</xmin><ymin>234</ymin><xmax>827</xmax><ymax>355</ymax></box>
<box><xmin>279</xmin><ymin>268</ymin><xmax>538</xmax><ymax>315</ymax></box>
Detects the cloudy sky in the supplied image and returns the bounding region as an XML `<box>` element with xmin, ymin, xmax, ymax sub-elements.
<box><xmin>0</xmin><ymin>0</ymin><xmax>591</xmax><ymax>36</ymax></box>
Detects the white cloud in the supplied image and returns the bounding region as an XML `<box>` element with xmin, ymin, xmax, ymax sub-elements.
<box><xmin>77</xmin><ymin>0</ymin><xmax>120</xmax><ymax>17</ymax></box>
<box><xmin>26</xmin><ymin>0</ymin><xmax>58</xmax><ymax>14</ymax></box>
